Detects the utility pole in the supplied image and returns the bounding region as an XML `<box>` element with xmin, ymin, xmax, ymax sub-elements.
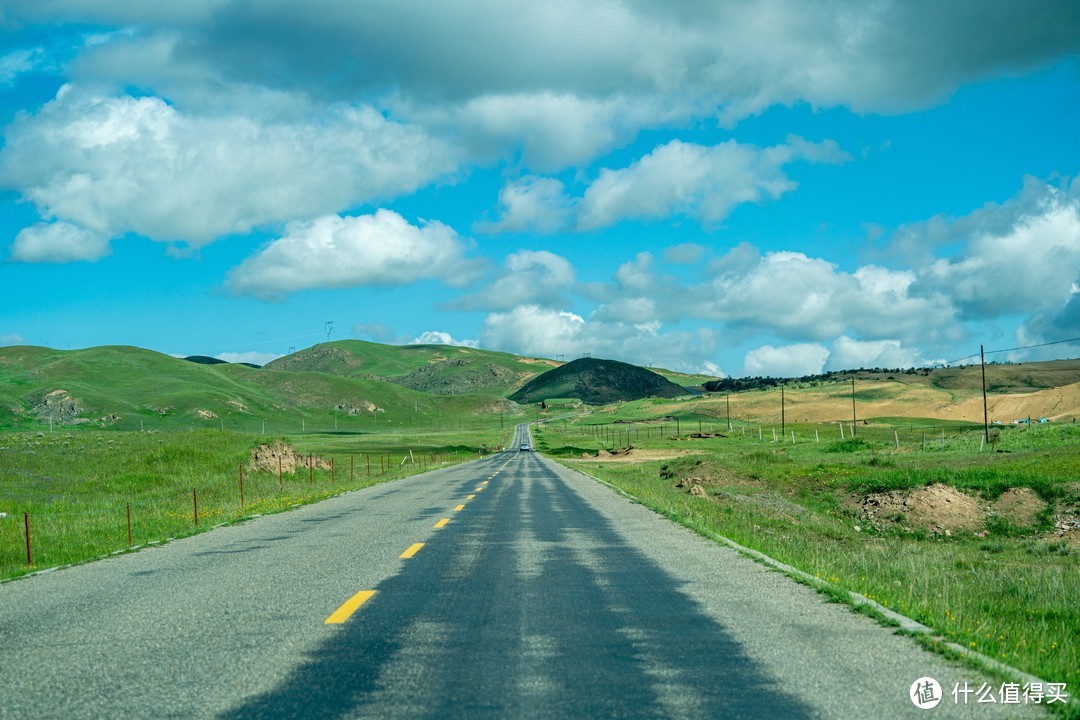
<box><xmin>851</xmin><ymin>378</ymin><xmax>857</xmax><ymax>437</ymax></box>
<box><xmin>781</xmin><ymin>384</ymin><xmax>785</xmax><ymax>438</ymax></box>
<box><xmin>981</xmin><ymin>345</ymin><xmax>990</xmax><ymax>444</ymax></box>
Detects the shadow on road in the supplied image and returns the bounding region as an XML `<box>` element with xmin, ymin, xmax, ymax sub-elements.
<box><xmin>220</xmin><ymin>454</ymin><xmax>812</xmax><ymax>719</ymax></box>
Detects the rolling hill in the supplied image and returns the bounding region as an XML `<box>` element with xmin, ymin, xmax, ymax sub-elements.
<box><xmin>0</xmin><ymin>345</ymin><xmax>519</xmax><ymax>432</ymax></box>
<box><xmin>509</xmin><ymin>357</ymin><xmax>688</xmax><ymax>405</ymax></box>
<box><xmin>265</xmin><ymin>340</ymin><xmax>556</xmax><ymax>396</ymax></box>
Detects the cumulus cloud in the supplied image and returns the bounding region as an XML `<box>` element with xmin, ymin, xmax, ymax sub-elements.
<box><xmin>0</xmin><ymin>86</ymin><xmax>461</xmax><ymax>249</ymax></box>
<box><xmin>480</xmin><ymin>304</ymin><xmax>721</xmax><ymax>374</ymax></box>
<box><xmin>916</xmin><ymin>186</ymin><xmax>1080</xmax><ymax>318</ymax></box>
<box><xmin>578</xmin><ymin>138</ymin><xmax>845</xmax><ymax>229</ymax></box>
<box><xmin>743</xmin><ymin>343</ymin><xmax>830</xmax><ymax>377</ymax></box>
<box><xmin>8</xmin><ymin>1</ymin><xmax>1074</xmax><ymax>176</ymax></box>
<box><xmin>9</xmin><ymin>221</ymin><xmax>111</xmax><ymax>263</ymax></box>
<box><xmin>700</xmin><ymin>248</ymin><xmax>955</xmax><ymax>344</ymax></box>
<box><xmin>477</xmin><ymin>176</ymin><xmax>572</xmax><ymax>234</ymax></box>
<box><xmin>450</xmin><ymin>249</ymin><xmax>575</xmax><ymax>311</ymax></box>
<box><xmin>0</xmin><ymin>333</ymin><xmax>26</xmax><ymax>346</ymax></box>
<box><xmin>825</xmin><ymin>336</ymin><xmax>922</xmax><ymax>371</ymax></box>
<box><xmin>410</xmin><ymin>331</ymin><xmax>478</xmax><ymax>348</ymax></box>
<box><xmin>226</xmin><ymin>210</ymin><xmax>482</xmax><ymax>300</ymax></box>
<box><xmin>482</xmin><ymin>137</ymin><xmax>849</xmax><ymax>233</ymax></box>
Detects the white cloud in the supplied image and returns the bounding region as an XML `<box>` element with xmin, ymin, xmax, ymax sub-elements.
<box><xmin>701</xmin><ymin>249</ymin><xmax>955</xmax><ymax>344</ymax></box>
<box><xmin>0</xmin><ymin>333</ymin><xmax>26</xmax><ymax>346</ymax></box>
<box><xmin>410</xmin><ymin>331</ymin><xmax>478</xmax><ymax>348</ymax></box>
<box><xmin>743</xmin><ymin>343</ymin><xmax>830</xmax><ymax>377</ymax></box>
<box><xmin>9</xmin><ymin>221</ymin><xmax>111</xmax><ymax>263</ymax></box>
<box><xmin>663</xmin><ymin>243</ymin><xmax>706</xmax><ymax>265</ymax></box>
<box><xmin>477</xmin><ymin>176</ymin><xmax>572</xmax><ymax>234</ymax></box>
<box><xmin>919</xmin><ymin>191</ymin><xmax>1080</xmax><ymax>319</ymax></box>
<box><xmin>215</xmin><ymin>351</ymin><xmax>282</xmax><ymax>366</ymax></box>
<box><xmin>576</xmin><ymin>137</ymin><xmax>848</xmax><ymax>230</ymax></box>
<box><xmin>226</xmin><ymin>210</ymin><xmax>482</xmax><ymax>300</ymax></box>
<box><xmin>480</xmin><ymin>304</ymin><xmax>721</xmax><ymax>374</ymax></box>
<box><xmin>826</xmin><ymin>336</ymin><xmax>921</xmax><ymax>371</ymax></box>
<box><xmin>30</xmin><ymin>1</ymin><xmax>1073</xmax><ymax>122</ymax></box>
<box><xmin>0</xmin><ymin>86</ymin><xmax>461</xmax><ymax>247</ymax></box>
<box><xmin>451</xmin><ymin>249</ymin><xmax>575</xmax><ymax>311</ymax></box>
<box><xmin>0</xmin><ymin>49</ymin><xmax>43</xmax><ymax>85</ymax></box>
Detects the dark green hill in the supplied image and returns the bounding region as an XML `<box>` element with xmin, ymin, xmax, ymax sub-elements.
<box><xmin>265</xmin><ymin>340</ymin><xmax>555</xmax><ymax>396</ymax></box>
<box><xmin>509</xmin><ymin>357</ymin><xmax>687</xmax><ymax>405</ymax></box>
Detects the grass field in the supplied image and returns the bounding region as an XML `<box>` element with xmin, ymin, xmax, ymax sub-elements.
<box><xmin>0</xmin><ymin>422</ymin><xmax>508</xmax><ymax>581</ymax></box>
<box><xmin>535</xmin><ymin>415</ymin><xmax>1079</xmax><ymax>709</ymax></box>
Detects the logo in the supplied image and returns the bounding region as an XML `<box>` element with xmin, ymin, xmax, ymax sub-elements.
<box><xmin>911</xmin><ymin>677</ymin><xmax>943</xmax><ymax>709</ymax></box>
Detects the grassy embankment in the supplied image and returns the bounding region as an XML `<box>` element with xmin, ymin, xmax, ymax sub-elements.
<box><xmin>536</xmin><ymin>407</ymin><xmax>1079</xmax><ymax>706</ymax></box>
<box><xmin>0</xmin><ymin>422</ymin><xmax>510</xmax><ymax>582</ymax></box>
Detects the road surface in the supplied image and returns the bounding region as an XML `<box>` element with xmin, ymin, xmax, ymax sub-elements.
<box><xmin>0</xmin><ymin>425</ymin><xmax>1044</xmax><ymax>718</ymax></box>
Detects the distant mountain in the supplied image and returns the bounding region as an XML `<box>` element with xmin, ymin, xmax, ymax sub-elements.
<box><xmin>508</xmin><ymin>357</ymin><xmax>687</xmax><ymax>405</ymax></box>
<box><xmin>265</xmin><ymin>340</ymin><xmax>555</xmax><ymax>396</ymax></box>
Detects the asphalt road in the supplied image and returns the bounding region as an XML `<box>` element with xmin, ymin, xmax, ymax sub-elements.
<box><xmin>0</xmin><ymin>425</ymin><xmax>1045</xmax><ymax>718</ymax></box>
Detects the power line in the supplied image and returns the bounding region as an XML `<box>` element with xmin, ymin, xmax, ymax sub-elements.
<box><xmin>940</xmin><ymin>335</ymin><xmax>1080</xmax><ymax>367</ymax></box>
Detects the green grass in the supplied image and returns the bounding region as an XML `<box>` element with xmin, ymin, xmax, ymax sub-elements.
<box><xmin>0</xmin><ymin>423</ymin><xmax>506</xmax><ymax>581</ymax></box>
<box><xmin>538</xmin><ymin>419</ymin><xmax>1080</xmax><ymax>704</ymax></box>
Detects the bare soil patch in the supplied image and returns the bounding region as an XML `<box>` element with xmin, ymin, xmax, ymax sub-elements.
<box><xmin>991</xmin><ymin>487</ymin><xmax>1048</xmax><ymax>528</ymax></box>
<box><xmin>856</xmin><ymin>483</ymin><xmax>985</xmax><ymax>535</ymax></box>
<box><xmin>576</xmin><ymin>447</ymin><xmax>701</xmax><ymax>463</ymax></box>
<box><xmin>247</xmin><ymin>441</ymin><xmax>330</xmax><ymax>473</ymax></box>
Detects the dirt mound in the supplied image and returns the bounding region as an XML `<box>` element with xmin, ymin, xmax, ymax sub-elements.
<box><xmin>195</xmin><ymin>409</ymin><xmax>218</xmax><ymax>419</ymax></box>
<box><xmin>992</xmin><ymin>488</ymin><xmax>1048</xmax><ymax>528</ymax></box>
<box><xmin>247</xmin><ymin>441</ymin><xmax>329</xmax><ymax>473</ymax></box>
<box><xmin>857</xmin><ymin>483</ymin><xmax>985</xmax><ymax>535</ymax></box>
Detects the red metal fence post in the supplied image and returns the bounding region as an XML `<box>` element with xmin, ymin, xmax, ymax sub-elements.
<box><xmin>193</xmin><ymin>488</ymin><xmax>199</xmax><ymax>526</ymax></box>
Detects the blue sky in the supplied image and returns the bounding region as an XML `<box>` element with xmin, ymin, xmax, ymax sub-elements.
<box><xmin>2</xmin><ymin>1</ymin><xmax>1080</xmax><ymax>377</ymax></box>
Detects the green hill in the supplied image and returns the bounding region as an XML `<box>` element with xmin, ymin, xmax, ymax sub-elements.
<box><xmin>0</xmin><ymin>345</ymin><xmax>518</xmax><ymax>432</ymax></box>
<box><xmin>508</xmin><ymin>357</ymin><xmax>688</xmax><ymax>405</ymax></box>
<box><xmin>265</xmin><ymin>340</ymin><xmax>555</xmax><ymax>396</ymax></box>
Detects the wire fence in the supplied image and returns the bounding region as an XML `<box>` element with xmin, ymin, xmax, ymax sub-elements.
<box><xmin>539</xmin><ymin>416</ymin><xmax>1069</xmax><ymax>454</ymax></box>
<box><xmin>0</xmin><ymin>447</ymin><xmax>479</xmax><ymax>579</ymax></box>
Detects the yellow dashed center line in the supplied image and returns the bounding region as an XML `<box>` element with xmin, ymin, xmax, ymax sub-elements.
<box><xmin>400</xmin><ymin>543</ymin><xmax>424</xmax><ymax>559</ymax></box>
<box><xmin>325</xmin><ymin>590</ymin><xmax>376</xmax><ymax>625</ymax></box>
<box><xmin>454</xmin><ymin>504</ymin><xmax>465</xmax><ymax>511</ymax></box>
<box><xmin>434</xmin><ymin>518</ymin><xmax>450</xmax><ymax>528</ymax></box>
<box><xmin>475</xmin><ymin>486</ymin><xmax>484</xmax><ymax>492</ymax></box>
<box><xmin>466</xmin><ymin>494</ymin><xmax>475</xmax><ymax>499</ymax></box>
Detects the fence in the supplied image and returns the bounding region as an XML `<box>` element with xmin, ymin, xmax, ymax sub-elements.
<box><xmin>0</xmin><ymin>447</ymin><xmax>473</xmax><ymax>580</ymax></box>
<box><xmin>538</xmin><ymin>416</ymin><xmax>1062</xmax><ymax>454</ymax></box>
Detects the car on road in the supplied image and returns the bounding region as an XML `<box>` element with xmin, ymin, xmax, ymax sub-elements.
<box><xmin>519</xmin><ymin>443</ymin><xmax>531</xmax><ymax>451</ymax></box>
